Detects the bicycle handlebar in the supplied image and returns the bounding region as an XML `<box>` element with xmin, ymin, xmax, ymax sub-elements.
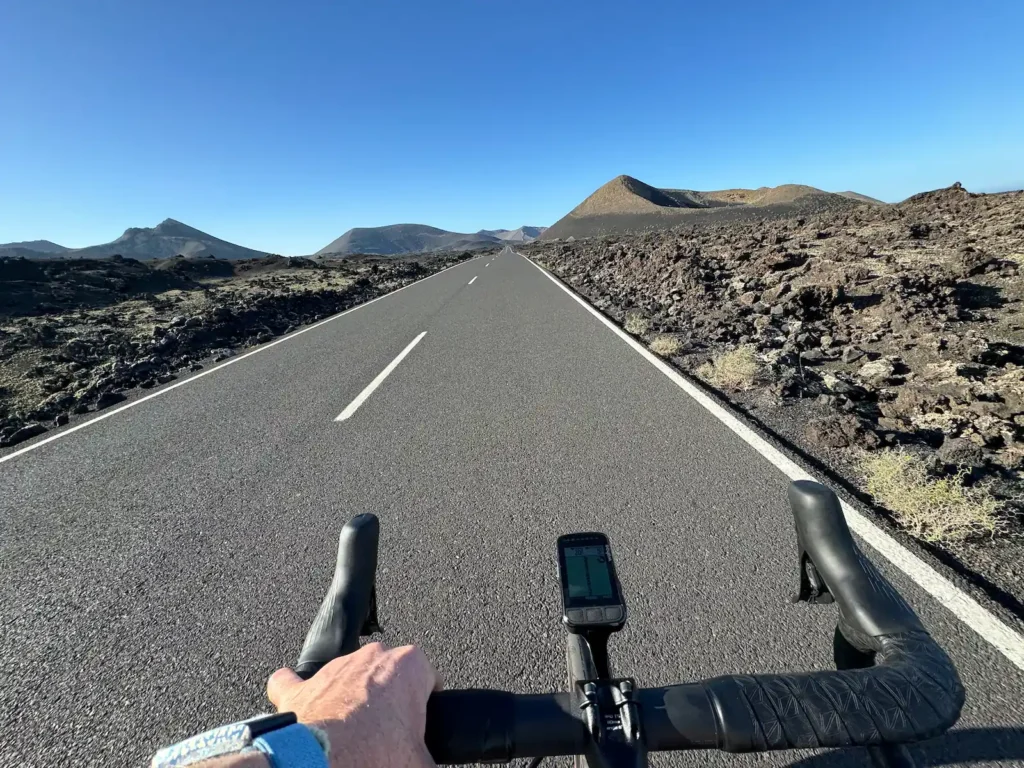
<box><xmin>296</xmin><ymin>481</ymin><xmax>964</xmax><ymax>763</ymax></box>
<box><xmin>424</xmin><ymin>628</ymin><xmax>961</xmax><ymax>762</ymax></box>
<box><xmin>295</xmin><ymin>513</ymin><xmax>380</xmax><ymax>679</ymax></box>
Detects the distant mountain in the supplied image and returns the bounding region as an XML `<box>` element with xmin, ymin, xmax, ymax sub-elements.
<box><xmin>836</xmin><ymin>191</ymin><xmax>886</xmax><ymax>204</ymax></box>
<box><xmin>480</xmin><ymin>226</ymin><xmax>547</xmax><ymax>242</ymax></box>
<box><xmin>541</xmin><ymin>175</ymin><xmax>879</xmax><ymax>240</ymax></box>
<box><xmin>0</xmin><ymin>246</ymin><xmax>68</xmax><ymax>260</ymax></box>
<box><xmin>66</xmin><ymin>219</ymin><xmax>267</xmax><ymax>261</ymax></box>
<box><xmin>316</xmin><ymin>224</ymin><xmax>547</xmax><ymax>256</ymax></box>
<box><xmin>0</xmin><ymin>239</ymin><xmax>69</xmax><ymax>254</ymax></box>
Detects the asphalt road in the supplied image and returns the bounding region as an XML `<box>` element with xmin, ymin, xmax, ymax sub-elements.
<box><xmin>2</xmin><ymin>247</ymin><xmax>1023</xmax><ymax>767</ymax></box>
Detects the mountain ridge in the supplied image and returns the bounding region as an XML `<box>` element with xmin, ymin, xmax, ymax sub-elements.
<box><xmin>0</xmin><ymin>239</ymin><xmax>69</xmax><ymax>254</ymax></box>
<box><xmin>58</xmin><ymin>218</ymin><xmax>268</xmax><ymax>261</ymax></box>
<box><xmin>541</xmin><ymin>175</ymin><xmax>879</xmax><ymax>240</ymax></box>
<box><xmin>316</xmin><ymin>223</ymin><xmax>546</xmax><ymax>256</ymax></box>
<box><xmin>480</xmin><ymin>226</ymin><xmax>547</xmax><ymax>242</ymax></box>
<box><xmin>2</xmin><ymin>220</ymin><xmax>549</xmax><ymax>261</ymax></box>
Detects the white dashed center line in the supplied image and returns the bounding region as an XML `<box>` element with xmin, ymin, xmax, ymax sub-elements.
<box><xmin>335</xmin><ymin>332</ymin><xmax>427</xmax><ymax>422</ymax></box>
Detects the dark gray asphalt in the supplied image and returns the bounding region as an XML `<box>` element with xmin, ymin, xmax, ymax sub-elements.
<box><xmin>1</xmin><ymin>248</ymin><xmax>1023</xmax><ymax>767</ymax></box>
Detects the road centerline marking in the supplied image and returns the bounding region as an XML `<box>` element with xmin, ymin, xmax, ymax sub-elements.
<box><xmin>335</xmin><ymin>332</ymin><xmax>427</xmax><ymax>422</ymax></box>
<box><xmin>468</xmin><ymin>276</ymin><xmax>478</xmax><ymax>285</ymax></box>
<box><xmin>518</xmin><ymin>251</ymin><xmax>1024</xmax><ymax>671</ymax></box>
<box><xmin>0</xmin><ymin>255</ymin><xmax>487</xmax><ymax>465</ymax></box>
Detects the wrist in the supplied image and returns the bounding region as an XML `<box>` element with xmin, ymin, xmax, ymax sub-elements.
<box><xmin>304</xmin><ymin>720</ymin><xmax>348</xmax><ymax>768</ymax></box>
<box><xmin>195</xmin><ymin>753</ymin><xmax>271</xmax><ymax>768</ymax></box>
<box><xmin>153</xmin><ymin>714</ymin><xmax>329</xmax><ymax>768</ymax></box>
<box><xmin>310</xmin><ymin>717</ymin><xmax>432</xmax><ymax>768</ymax></box>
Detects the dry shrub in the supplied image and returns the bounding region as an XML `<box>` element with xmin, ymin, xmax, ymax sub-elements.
<box><xmin>649</xmin><ymin>335</ymin><xmax>681</xmax><ymax>357</ymax></box>
<box><xmin>697</xmin><ymin>345</ymin><xmax>761</xmax><ymax>390</ymax></box>
<box><xmin>624</xmin><ymin>313</ymin><xmax>649</xmax><ymax>335</ymax></box>
<box><xmin>860</xmin><ymin>449</ymin><xmax>1004</xmax><ymax>543</ymax></box>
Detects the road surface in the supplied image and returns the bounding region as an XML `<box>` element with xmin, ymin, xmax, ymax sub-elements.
<box><xmin>2</xmin><ymin>247</ymin><xmax>1023</xmax><ymax>767</ymax></box>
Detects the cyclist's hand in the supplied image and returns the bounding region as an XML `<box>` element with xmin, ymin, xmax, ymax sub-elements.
<box><xmin>267</xmin><ymin>642</ymin><xmax>442</xmax><ymax>768</ymax></box>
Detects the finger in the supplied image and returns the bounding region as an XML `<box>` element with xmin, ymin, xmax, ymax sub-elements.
<box><xmin>266</xmin><ymin>667</ymin><xmax>303</xmax><ymax>708</ymax></box>
<box><xmin>429</xmin><ymin>658</ymin><xmax>444</xmax><ymax>692</ymax></box>
<box><xmin>396</xmin><ymin>645</ymin><xmax>444</xmax><ymax>692</ymax></box>
<box><xmin>362</xmin><ymin>640</ymin><xmax>390</xmax><ymax>654</ymax></box>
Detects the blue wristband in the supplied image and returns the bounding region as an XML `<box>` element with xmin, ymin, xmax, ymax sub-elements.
<box><xmin>254</xmin><ymin>723</ymin><xmax>330</xmax><ymax>768</ymax></box>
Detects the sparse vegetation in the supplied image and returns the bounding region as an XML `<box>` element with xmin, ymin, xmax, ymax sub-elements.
<box><xmin>624</xmin><ymin>312</ymin><xmax>649</xmax><ymax>335</ymax></box>
<box><xmin>860</xmin><ymin>449</ymin><xmax>1004</xmax><ymax>543</ymax></box>
<box><xmin>649</xmin><ymin>335</ymin><xmax>681</xmax><ymax>356</ymax></box>
<box><xmin>696</xmin><ymin>345</ymin><xmax>761</xmax><ymax>391</ymax></box>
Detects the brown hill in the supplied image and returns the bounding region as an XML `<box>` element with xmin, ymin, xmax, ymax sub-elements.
<box><xmin>681</xmin><ymin>185</ymin><xmax>830</xmax><ymax>206</ymax></box>
<box><xmin>837</xmin><ymin>191</ymin><xmax>886</xmax><ymax>205</ymax></box>
<box><xmin>756</xmin><ymin>184</ymin><xmax>832</xmax><ymax>205</ymax></box>
<box><xmin>568</xmin><ymin>175</ymin><xmax>691</xmax><ymax>216</ymax></box>
<box><xmin>542</xmin><ymin>175</ymin><xmax>875</xmax><ymax>240</ymax></box>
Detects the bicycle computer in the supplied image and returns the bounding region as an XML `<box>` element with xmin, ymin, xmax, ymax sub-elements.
<box><xmin>557</xmin><ymin>532</ymin><xmax>626</xmax><ymax>632</ymax></box>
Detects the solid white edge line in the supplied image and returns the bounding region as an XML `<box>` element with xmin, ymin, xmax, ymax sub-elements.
<box><xmin>468</xmin><ymin>276</ymin><xmax>478</xmax><ymax>285</ymax></box>
<box><xmin>0</xmin><ymin>256</ymin><xmax>482</xmax><ymax>466</ymax></box>
<box><xmin>519</xmin><ymin>251</ymin><xmax>1024</xmax><ymax>671</ymax></box>
<box><xmin>335</xmin><ymin>331</ymin><xmax>427</xmax><ymax>422</ymax></box>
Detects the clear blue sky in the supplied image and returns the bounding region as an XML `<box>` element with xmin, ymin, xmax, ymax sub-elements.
<box><xmin>2</xmin><ymin>0</ymin><xmax>1022</xmax><ymax>255</ymax></box>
